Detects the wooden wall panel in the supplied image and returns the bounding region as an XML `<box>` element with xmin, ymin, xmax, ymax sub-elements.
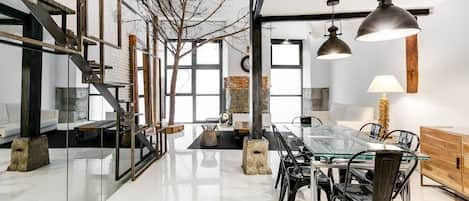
<box><xmin>129</xmin><ymin>35</ymin><xmax>138</xmax><ymax>113</ymax></box>
<box><xmin>406</xmin><ymin>34</ymin><xmax>419</xmax><ymax>93</ymax></box>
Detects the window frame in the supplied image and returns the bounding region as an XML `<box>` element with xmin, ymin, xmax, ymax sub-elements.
<box><xmin>164</xmin><ymin>39</ymin><xmax>223</xmax><ymax>123</ymax></box>
<box><xmin>270</xmin><ymin>39</ymin><xmax>304</xmax><ymax>123</ymax></box>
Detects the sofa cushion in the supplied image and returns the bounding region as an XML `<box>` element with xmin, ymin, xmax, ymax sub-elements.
<box><xmin>41</xmin><ymin>119</ymin><xmax>57</xmax><ymax>128</ymax></box>
<box><xmin>0</xmin><ymin>123</ymin><xmax>20</xmax><ymax>138</ymax></box>
<box><xmin>0</xmin><ymin>104</ymin><xmax>8</xmax><ymax>124</ymax></box>
<box><xmin>344</xmin><ymin>106</ymin><xmax>375</xmax><ymax>121</ymax></box>
<box><xmin>330</xmin><ymin>103</ymin><xmax>347</xmax><ymax>121</ymax></box>
<box><xmin>6</xmin><ymin>103</ymin><xmax>20</xmax><ymax>123</ymax></box>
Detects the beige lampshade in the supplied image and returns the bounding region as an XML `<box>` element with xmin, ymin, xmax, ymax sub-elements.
<box><xmin>368</xmin><ymin>75</ymin><xmax>404</xmax><ymax>93</ymax></box>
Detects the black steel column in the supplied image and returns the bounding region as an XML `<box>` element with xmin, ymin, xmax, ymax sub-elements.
<box><xmin>249</xmin><ymin>0</ymin><xmax>263</xmax><ymax>139</ymax></box>
<box><xmin>20</xmin><ymin>16</ymin><xmax>43</xmax><ymax>138</ymax></box>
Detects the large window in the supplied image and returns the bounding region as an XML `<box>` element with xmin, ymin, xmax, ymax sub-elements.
<box><xmin>270</xmin><ymin>39</ymin><xmax>303</xmax><ymax>123</ymax></box>
<box><xmin>165</xmin><ymin>41</ymin><xmax>222</xmax><ymax>123</ymax></box>
<box><xmin>89</xmin><ymin>85</ymin><xmax>114</xmax><ymax>121</ymax></box>
<box><xmin>137</xmin><ymin>50</ymin><xmax>146</xmax><ymax>125</ymax></box>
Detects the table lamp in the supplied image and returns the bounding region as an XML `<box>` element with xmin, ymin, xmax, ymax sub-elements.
<box><xmin>368</xmin><ymin>75</ymin><xmax>404</xmax><ymax>134</ymax></box>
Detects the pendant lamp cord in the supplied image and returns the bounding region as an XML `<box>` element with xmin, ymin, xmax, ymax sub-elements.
<box><xmin>331</xmin><ymin>4</ymin><xmax>336</xmax><ymax>26</ymax></box>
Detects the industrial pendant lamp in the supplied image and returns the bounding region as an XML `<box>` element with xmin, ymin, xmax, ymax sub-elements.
<box><xmin>356</xmin><ymin>0</ymin><xmax>421</xmax><ymax>42</ymax></box>
<box><xmin>317</xmin><ymin>0</ymin><xmax>352</xmax><ymax>60</ymax></box>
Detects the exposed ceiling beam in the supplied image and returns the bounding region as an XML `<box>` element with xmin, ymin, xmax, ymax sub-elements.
<box><xmin>254</xmin><ymin>0</ymin><xmax>264</xmax><ymax>19</ymax></box>
<box><xmin>259</xmin><ymin>8</ymin><xmax>431</xmax><ymax>22</ymax></box>
<box><xmin>0</xmin><ymin>3</ymin><xmax>28</xmax><ymax>21</ymax></box>
<box><xmin>0</xmin><ymin>19</ymin><xmax>23</xmax><ymax>25</ymax></box>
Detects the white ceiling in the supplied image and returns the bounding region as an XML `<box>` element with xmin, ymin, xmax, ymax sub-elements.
<box><xmin>261</xmin><ymin>0</ymin><xmax>443</xmax><ymax>16</ymax></box>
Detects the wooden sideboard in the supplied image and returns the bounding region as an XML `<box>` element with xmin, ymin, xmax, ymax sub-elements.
<box><xmin>420</xmin><ymin>127</ymin><xmax>469</xmax><ymax>197</ymax></box>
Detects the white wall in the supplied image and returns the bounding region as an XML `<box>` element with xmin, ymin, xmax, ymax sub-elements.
<box><xmin>0</xmin><ymin>42</ymin><xmax>22</xmax><ymax>104</ymax></box>
<box><xmin>329</xmin><ymin>0</ymin><xmax>469</xmax><ymax>133</ymax></box>
<box><xmin>0</xmin><ymin>26</ymin><xmax>57</xmax><ymax>110</ymax></box>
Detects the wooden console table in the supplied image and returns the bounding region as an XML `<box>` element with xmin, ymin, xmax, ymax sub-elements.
<box><xmin>420</xmin><ymin>126</ymin><xmax>469</xmax><ymax>198</ymax></box>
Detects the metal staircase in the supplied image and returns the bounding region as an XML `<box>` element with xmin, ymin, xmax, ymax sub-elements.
<box><xmin>19</xmin><ymin>0</ymin><xmax>157</xmax><ymax>175</ymax></box>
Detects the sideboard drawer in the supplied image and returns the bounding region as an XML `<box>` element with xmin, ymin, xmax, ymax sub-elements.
<box><xmin>421</xmin><ymin>127</ymin><xmax>463</xmax><ymax>191</ymax></box>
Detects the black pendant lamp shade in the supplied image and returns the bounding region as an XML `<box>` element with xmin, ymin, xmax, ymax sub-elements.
<box><xmin>317</xmin><ymin>26</ymin><xmax>352</xmax><ymax>60</ymax></box>
<box><xmin>356</xmin><ymin>0</ymin><xmax>421</xmax><ymax>42</ymax></box>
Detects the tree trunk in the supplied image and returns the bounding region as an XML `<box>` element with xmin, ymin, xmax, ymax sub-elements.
<box><xmin>168</xmin><ymin>52</ymin><xmax>180</xmax><ymax>125</ymax></box>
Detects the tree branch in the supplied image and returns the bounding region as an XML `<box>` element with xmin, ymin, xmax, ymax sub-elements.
<box><xmin>193</xmin><ymin>12</ymin><xmax>248</xmax><ymax>41</ymax></box>
<box><xmin>167</xmin><ymin>0</ymin><xmax>182</xmax><ymax>22</ymax></box>
<box><xmin>180</xmin><ymin>27</ymin><xmax>249</xmax><ymax>58</ymax></box>
<box><xmin>184</xmin><ymin>0</ymin><xmax>226</xmax><ymax>29</ymax></box>
<box><xmin>155</xmin><ymin>0</ymin><xmax>179</xmax><ymax>32</ymax></box>
<box><xmin>186</xmin><ymin>0</ymin><xmax>205</xmax><ymax>21</ymax></box>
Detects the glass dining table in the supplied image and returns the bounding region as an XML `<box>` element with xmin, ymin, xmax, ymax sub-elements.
<box><xmin>282</xmin><ymin>124</ymin><xmax>430</xmax><ymax>201</ymax></box>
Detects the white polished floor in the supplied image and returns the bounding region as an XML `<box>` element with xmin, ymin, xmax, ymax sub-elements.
<box><xmin>0</xmin><ymin>147</ymin><xmax>130</xmax><ymax>201</ymax></box>
<box><xmin>108</xmin><ymin>124</ymin><xmax>464</xmax><ymax>201</ymax></box>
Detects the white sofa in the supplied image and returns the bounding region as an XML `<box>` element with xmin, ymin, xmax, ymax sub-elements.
<box><xmin>0</xmin><ymin>103</ymin><xmax>59</xmax><ymax>144</ymax></box>
<box><xmin>313</xmin><ymin>103</ymin><xmax>377</xmax><ymax>130</ymax></box>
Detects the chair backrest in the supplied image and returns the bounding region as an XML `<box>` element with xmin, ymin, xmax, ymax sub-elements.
<box><xmin>291</xmin><ymin>116</ymin><xmax>323</xmax><ymax>127</ymax></box>
<box><xmin>383</xmin><ymin>130</ymin><xmax>420</xmax><ymax>152</ymax></box>
<box><xmin>344</xmin><ymin>150</ymin><xmax>418</xmax><ymax>201</ymax></box>
<box><xmin>359</xmin><ymin>123</ymin><xmax>383</xmax><ymax>140</ymax></box>
<box><xmin>272</xmin><ymin>125</ymin><xmax>299</xmax><ymax>168</ymax></box>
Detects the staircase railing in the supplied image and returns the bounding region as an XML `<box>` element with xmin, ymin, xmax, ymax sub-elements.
<box><xmin>11</xmin><ymin>0</ymin><xmax>161</xmax><ymax>181</ymax></box>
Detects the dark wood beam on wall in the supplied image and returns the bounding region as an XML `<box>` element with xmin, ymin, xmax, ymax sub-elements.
<box><xmin>250</xmin><ymin>0</ymin><xmax>263</xmax><ymax>139</ymax></box>
<box><xmin>259</xmin><ymin>9</ymin><xmax>431</xmax><ymax>22</ymax></box>
<box><xmin>406</xmin><ymin>34</ymin><xmax>419</xmax><ymax>93</ymax></box>
<box><xmin>21</xmin><ymin>15</ymin><xmax>43</xmax><ymax>138</ymax></box>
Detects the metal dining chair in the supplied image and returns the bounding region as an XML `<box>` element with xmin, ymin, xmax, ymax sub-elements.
<box><xmin>352</xmin><ymin>130</ymin><xmax>421</xmax><ymax>191</ymax></box>
<box><xmin>272</xmin><ymin>125</ymin><xmax>333</xmax><ymax>201</ymax></box>
<box><xmin>359</xmin><ymin>123</ymin><xmax>384</xmax><ymax>140</ymax></box>
<box><xmin>332</xmin><ymin>150</ymin><xmax>419</xmax><ymax>201</ymax></box>
<box><xmin>342</xmin><ymin>123</ymin><xmax>385</xmax><ymax>183</ymax></box>
<box><xmin>382</xmin><ymin>130</ymin><xmax>420</xmax><ymax>153</ymax></box>
<box><xmin>291</xmin><ymin>116</ymin><xmax>323</xmax><ymax>127</ymax></box>
<box><xmin>272</xmin><ymin>125</ymin><xmax>310</xmax><ymax>189</ymax></box>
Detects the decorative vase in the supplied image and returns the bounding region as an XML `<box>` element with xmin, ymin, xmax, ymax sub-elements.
<box><xmin>200</xmin><ymin>125</ymin><xmax>218</xmax><ymax>147</ymax></box>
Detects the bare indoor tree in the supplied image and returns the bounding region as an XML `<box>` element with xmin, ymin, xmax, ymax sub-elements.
<box><xmin>150</xmin><ymin>0</ymin><xmax>249</xmax><ymax>125</ymax></box>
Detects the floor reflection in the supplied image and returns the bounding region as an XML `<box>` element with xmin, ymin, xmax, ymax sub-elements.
<box><xmin>108</xmin><ymin>124</ymin><xmax>465</xmax><ymax>201</ymax></box>
<box><xmin>0</xmin><ymin>148</ymin><xmax>127</xmax><ymax>201</ymax></box>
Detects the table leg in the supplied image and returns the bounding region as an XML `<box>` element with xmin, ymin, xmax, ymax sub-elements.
<box><xmin>401</xmin><ymin>182</ymin><xmax>411</xmax><ymax>201</ymax></box>
<box><xmin>311</xmin><ymin>164</ymin><xmax>319</xmax><ymax>201</ymax></box>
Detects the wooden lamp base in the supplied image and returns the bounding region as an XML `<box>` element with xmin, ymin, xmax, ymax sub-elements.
<box><xmin>378</xmin><ymin>96</ymin><xmax>389</xmax><ymax>136</ymax></box>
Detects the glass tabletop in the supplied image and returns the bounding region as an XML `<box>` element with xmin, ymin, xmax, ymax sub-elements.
<box><xmin>283</xmin><ymin>124</ymin><xmax>430</xmax><ymax>161</ymax></box>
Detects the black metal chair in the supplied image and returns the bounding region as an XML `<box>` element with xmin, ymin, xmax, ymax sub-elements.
<box><xmin>272</xmin><ymin>125</ymin><xmax>333</xmax><ymax>201</ymax></box>
<box><xmin>332</xmin><ymin>150</ymin><xmax>418</xmax><ymax>201</ymax></box>
<box><xmin>382</xmin><ymin>130</ymin><xmax>420</xmax><ymax>153</ymax></box>
<box><xmin>342</xmin><ymin>123</ymin><xmax>385</xmax><ymax>183</ymax></box>
<box><xmin>359</xmin><ymin>123</ymin><xmax>384</xmax><ymax>140</ymax></box>
<box><xmin>291</xmin><ymin>116</ymin><xmax>323</xmax><ymax>127</ymax></box>
<box><xmin>272</xmin><ymin>125</ymin><xmax>310</xmax><ymax>190</ymax></box>
<box><xmin>352</xmin><ymin>130</ymin><xmax>421</xmax><ymax>190</ymax></box>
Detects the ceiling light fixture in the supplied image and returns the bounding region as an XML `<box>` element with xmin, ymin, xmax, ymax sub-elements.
<box><xmin>282</xmin><ymin>39</ymin><xmax>291</xmax><ymax>45</ymax></box>
<box><xmin>317</xmin><ymin>0</ymin><xmax>352</xmax><ymax>60</ymax></box>
<box><xmin>356</xmin><ymin>0</ymin><xmax>421</xmax><ymax>42</ymax></box>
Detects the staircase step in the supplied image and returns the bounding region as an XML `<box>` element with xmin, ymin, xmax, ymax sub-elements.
<box><xmin>135</xmin><ymin>133</ymin><xmax>156</xmax><ymax>153</ymax></box>
<box><xmin>83</xmin><ymin>37</ymin><xmax>98</xmax><ymax>46</ymax></box>
<box><xmin>38</xmin><ymin>0</ymin><xmax>75</xmax><ymax>15</ymax></box>
<box><xmin>22</xmin><ymin>0</ymin><xmax>67</xmax><ymax>45</ymax></box>
<box><xmin>88</xmin><ymin>61</ymin><xmax>113</xmax><ymax>69</ymax></box>
<box><xmin>101</xmin><ymin>82</ymin><xmax>133</xmax><ymax>88</ymax></box>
